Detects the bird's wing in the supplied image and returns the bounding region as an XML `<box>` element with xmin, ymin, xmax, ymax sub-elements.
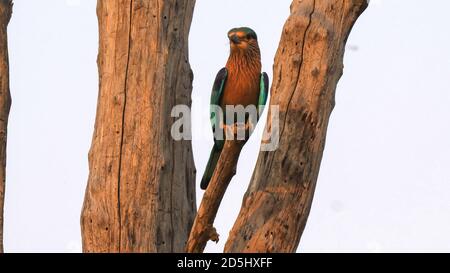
<box><xmin>258</xmin><ymin>72</ymin><xmax>269</xmax><ymax>118</ymax></box>
<box><xmin>210</xmin><ymin>67</ymin><xmax>228</xmax><ymax>134</ymax></box>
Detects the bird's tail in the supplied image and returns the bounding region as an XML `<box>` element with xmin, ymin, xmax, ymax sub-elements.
<box><xmin>200</xmin><ymin>145</ymin><xmax>222</xmax><ymax>190</ymax></box>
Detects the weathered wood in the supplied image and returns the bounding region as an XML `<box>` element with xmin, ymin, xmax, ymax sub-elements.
<box><xmin>186</xmin><ymin>137</ymin><xmax>245</xmax><ymax>253</ymax></box>
<box><xmin>0</xmin><ymin>0</ymin><xmax>11</xmax><ymax>254</ymax></box>
<box><xmin>81</xmin><ymin>0</ymin><xmax>197</xmax><ymax>253</ymax></box>
<box><xmin>225</xmin><ymin>0</ymin><xmax>368</xmax><ymax>253</ymax></box>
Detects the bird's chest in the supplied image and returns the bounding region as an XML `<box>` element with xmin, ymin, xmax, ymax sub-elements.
<box><xmin>220</xmin><ymin>73</ymin><xmax>260</xmax><ymax>108</ymax></box>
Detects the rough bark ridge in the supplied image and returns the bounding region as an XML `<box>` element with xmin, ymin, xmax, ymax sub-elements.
<box><xmin>225</xmin><ymin>0</ymin><xmax>367</xmax><ymax>253</ymax></box>
<box><xmin>81</xmin><ymin>0</ymin><xmax>196</xmax><ymax>252</ymax></box>
<box><xmin>0</xmin><ymin>0</ymin><xmax>11</xmax><ymax>254</ymax></box>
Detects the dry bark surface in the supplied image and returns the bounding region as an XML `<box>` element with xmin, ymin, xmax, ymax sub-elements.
<box><xmin>186</xmin><ymin>136</ymin><xmax>245</xmax><ymax>253</ymax></box>
<box><xmin>0</xmin><ymin>0</ymin><xmax>12</xmax><ymax>253</ymax></box>
<box><xmin>225</xmin><ymin>0</ymin><xmax>368</xmax><ymax>253</ymax></box>
<box><xmin>81</xmin><ymin>0</ymin><xmax>197</xmax><ymax>253</ymax></box>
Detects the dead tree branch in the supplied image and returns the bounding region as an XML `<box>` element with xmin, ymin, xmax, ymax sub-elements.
<box><xmin>225</xmin><ymin>0</ymin><xmax>368</xmax><ymax>253</ymax></box>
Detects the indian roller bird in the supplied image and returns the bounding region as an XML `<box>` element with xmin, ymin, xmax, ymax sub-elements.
<box><xmin>200</xmin><ymin>27</ymin><xmax>269</xmax><ymax>190</ymax></box>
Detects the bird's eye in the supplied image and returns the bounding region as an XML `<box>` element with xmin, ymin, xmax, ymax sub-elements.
<box><xmin>246</xmin><ymin>34</ymin><xmax>252</xmax><ymax>40</ymax></box>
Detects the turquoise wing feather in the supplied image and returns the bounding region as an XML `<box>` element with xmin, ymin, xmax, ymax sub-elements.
<box><xmin>258</xmin><ymin>72</ymin><xmax>269</xmax><ymax>118</ymax></box>
<box><xmin>210</xmin><ymin>68</ymin><xmax>228</xmax><ymax>132</ymax></box>
<box><xmin>201</xmin><ymin>68</ymin><xmax>227</xmax><ymax>190</ymax></box>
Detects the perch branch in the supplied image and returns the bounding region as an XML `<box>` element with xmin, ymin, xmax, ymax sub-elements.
<box><xmin>186</xmin><ymin>124</ymin><xmax>247</xmax><ymax>253</ymax></box>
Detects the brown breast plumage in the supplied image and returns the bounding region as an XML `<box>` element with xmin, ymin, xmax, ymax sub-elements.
<box><xmin>220</xmin><ymin>68</ymin><xmax>260</xmax><ymax>109</ymax></box>
<box><xmin>220</xmin><ymin>51</ymin><xmax>261</xmax><ymax>110</ymax></box>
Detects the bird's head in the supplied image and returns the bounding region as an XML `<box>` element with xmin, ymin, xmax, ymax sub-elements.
<box><xmin>227</xmin><ymin>27</ymin><xmax>259</xmax><ymax>52</ymax></box>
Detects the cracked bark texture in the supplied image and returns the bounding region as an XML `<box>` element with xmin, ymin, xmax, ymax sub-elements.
<box><xmin>81</xmin><ymin>0</ymin><xmax>196</xmax><ymax>253</ymax></box>
<box><xmin>0</xmin><ymin>0</ymin><xmax>11</xmax><ymax>254</ymax></box>
<box><xmin>225</xmin><ymin>0</ymin><xmax>367</xmax><ymax>253</ymax></box>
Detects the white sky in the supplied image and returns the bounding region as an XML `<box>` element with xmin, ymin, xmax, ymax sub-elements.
<box><xmin>4</xmin><ymin>0</ymin><xmax>450</xmax><ymax>253</ymax></box>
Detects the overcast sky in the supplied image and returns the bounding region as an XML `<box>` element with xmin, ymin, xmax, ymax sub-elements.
<box><xmin>4</xmin><ymin>0</ymin><xmax>450</xmax><ymax>252</ymax></box>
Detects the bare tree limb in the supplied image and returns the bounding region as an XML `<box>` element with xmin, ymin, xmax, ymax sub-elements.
<box><xmin>225</xmin><ymin>0</ymin><xmax>368</xmax><ymax>253</ymax></box>
<box><xmin>0</xmin><ymin>0</ymin><xmax>12</xmax><ymax>254</ymax></box>
<box><xmin>186</xmin><ymin>136</ymin><xmax>245</xmax><ymax>253</ymax></box>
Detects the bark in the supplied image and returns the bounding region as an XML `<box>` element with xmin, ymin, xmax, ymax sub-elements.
<box><xmin>225</xmin><ymin>0</ymin><xmax>368</xmax><ymax>253</ymax></box>
<box><xmin>81</xmin><ymin>0</ymin><xmax>196</xmax><ymax>253</ymax></box>
<box><xmin>186</xmin><ymin>138</ymin><xmax>245</xmax><ymax>253</ymax></box>
<box><xmin>0</xmin><ymin>0</ymin><xmax>11</xmax><ymax>254</ymax></box>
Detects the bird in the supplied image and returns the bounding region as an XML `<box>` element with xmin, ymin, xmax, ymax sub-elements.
<box><xmin>200</xmin><ymin>27</ymin><xmax>269</xmax><ymax>190</ymax></box>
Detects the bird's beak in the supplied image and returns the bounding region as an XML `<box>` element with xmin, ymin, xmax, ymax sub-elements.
<box><xmin>229</xmin><ymin>34</ymin><xmax>241</xmax><ymax>45</ymax></box>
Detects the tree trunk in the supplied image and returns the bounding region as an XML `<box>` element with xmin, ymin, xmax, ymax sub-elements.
<box><xmin>81</xmin><ymin>0</ymin><xmax>196</xmax><ymax>253</ymax></box>
<box><xmin>225</xmin><ymin>0</ymin><xmax>368</xmax><ymax>253</ymax></box>
<box><xmin>0</xmin><ymin>0</ymin><xmax>12</xmax><ymax>254</ymax></box>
